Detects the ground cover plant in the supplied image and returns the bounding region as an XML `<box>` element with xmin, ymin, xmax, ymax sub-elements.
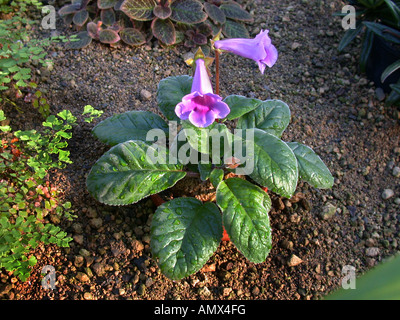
<box><xmin>59</xmin><ymin>0</ymin><xmax>253</xmax><ymax>48</ymax></box>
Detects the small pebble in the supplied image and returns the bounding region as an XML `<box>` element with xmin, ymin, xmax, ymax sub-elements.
<box><xmin>382</xmin><ymin>189</ymin><xmax>394</xmax><ymax>200</ymax></box>
<box><xmin>140</xmin><ymin>89</ymin><xmax>152</xmax><ymax>100</ymax></box>
<box><xmin>288</xmin><ymin>254</ymin><xmax>303</xmax><ymax>267</ymax></box>
<box><xmin>392</xmin><ymin>167</ymin><xmax>400</xmax><ymax>177</ymax></box>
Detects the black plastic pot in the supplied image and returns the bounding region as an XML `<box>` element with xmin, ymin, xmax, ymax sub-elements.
<box><xmin>366</xmin><ymin>35</ymin><xmax>400</xmax><ymax>93</ymax></box>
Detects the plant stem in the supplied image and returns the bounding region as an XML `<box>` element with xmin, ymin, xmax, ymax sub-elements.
<box><xmin>185</xmin><ymin>171</ymin><xmax>200</xmax><ymax>178</ymax></box>
<box><xmin>215</xmin><ymin>49</ymin><xmax>220</xmax><ymax>95</ymax></box>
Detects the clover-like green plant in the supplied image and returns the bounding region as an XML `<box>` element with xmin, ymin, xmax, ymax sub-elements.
<box><xmin>86</xmin><ymin>40</ymin><xmax>334</xmax><ymax>280</ymax></box>
<box><xmin>0</xmin><ymin>106</ymin><xmax>102</xmax><ymax>282</ymax></box>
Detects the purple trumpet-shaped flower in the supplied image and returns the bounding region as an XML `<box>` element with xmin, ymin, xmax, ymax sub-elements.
<box><xmin>175</xmin><ymin>58</ymin><xmax>230</xmax><ymax>128</ymax></box>
<box><xmin>214</xmin><ymin>30</ymin><xmax>278</xmax><ymax>74</ymax></box>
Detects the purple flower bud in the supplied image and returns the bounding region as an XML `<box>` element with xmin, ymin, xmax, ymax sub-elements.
<box><xmin>175</xmin><ymin>59</ymin><xmax>230</xmax><ymax>128</ymax></box>
<box><xmin>214</xmin><ymin>30</ymin><xmax>278</xmax><ymax>74</ymax></box>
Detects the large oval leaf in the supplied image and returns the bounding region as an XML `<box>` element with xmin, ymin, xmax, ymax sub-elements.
<box><xmin>86</xmin><ymin>140</ymin><xmax>186</xmax><ymax>205</ymax></box>
<box><xmin>170</xmin><ymin>0</ymin><xmax>207</xmax><ymax>24</ymax></box>
<box><xmin>223</xmin><ymin>95</ymin><xmax>262</xmax><ymax>121</ymax></box>
<box><xmin>92</xmin><ymin>111</ymin><xmax>169</xmax><ymax>146</ymax></box>
<box><xmin>156</xmin><ymin>75</ymin><xmax>193</xmax><ymax>121</ymax></box>
<box><xmin>287</xmin><ymin>142</ymin><xmax>333</xmax><ymax>189</ymax></box>
<box><xmin>151</xmin><ymin>198</ymin><xmax>223</xmax><ymax>280</ymax></box>
<box><xmin>120</xmin><ymin>0</ymin><xmax>157</xmax><ymax>21</ymax></box>
<box><xmin>216</xmin><ymin>177</ymin><xmax>272</xmax><ymax>263</ymax></box>
<box><xmin>238</xmin><ymin>128</ymin><xmax>298</xmax><ymax>198</ymax></box>
<box><xmin>236</xmin><ymin>99</ymin><xmax>291</xmax><ymax>138</ymax></box>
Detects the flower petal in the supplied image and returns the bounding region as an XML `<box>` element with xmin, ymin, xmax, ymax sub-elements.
<box><xmin>175</xmin><ymin>101</ymin><xmax>193</xmax><ymax>120</ymax></box>
<box><xmin>210</xmin><ymin>100</ymin><xmax>230</xmax><ymax>119</ymax></box>
<box><xmin>262</xmin><ymin>44</ymin><xmax>278</xmax><ymax>68</ymax></box>
<box><xmin>191</xmin><ymin>59</ymin><xmax>213</xmax><ymax>94</ymax></box>
<box><xmin>189</xmin><ymin>108</ymin><xmax>215</xmax><ymax>128</ymax></box>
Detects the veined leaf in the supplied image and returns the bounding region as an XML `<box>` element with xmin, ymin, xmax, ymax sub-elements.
<box><xmin>151</xmin><ymin>18</ymin><xmax>176</xmax><ymax>45</ymax></box>
<box><xmin>120</xmin><ymin>0</ymin><xmax>157</xmax><ymax>21</ymax></box>
<box><xmin>287</xmin><ymin>142</ymin><xmax>333</xmax><ymax>189</ymax></box>
<box><xmin>98</xmin><ymin>0</ymin><xmax>118</xmax><ymax>9</ymax></box>
<box><xmin>220</xmin><ymin>3</ymin><xmax>253</xmax><ymax>22</ymax></box>
<box><xmin>86</xmin><ymin>140</ymin><xmax>186</xmax><ymax>205</ymax></box>
<box><xmin>216</xmin><ymin>177</ymin><xmax>272</xmax><ymax>263</ymax></box>
<box><xmin>119</xmin><ymin>28</ymin><xmax>146</xmax><ymax>46</ymax></box>
<box><xmin>238</xmin><ymin>128</ymin><xmax>298</xmax><ymax>198</ymax></box>
<box><xmin>236</xmin><ymin>99</ymin><xmax>291</xmax><ymax>138</ymax></box>
<box><xmin>223</xmin><ymin>95</ymin><xmax>262</xmax><ymax>121</ymax></box>
<box><xmin>204</xmin><ymin>2</ymin><xmax>226</xmax><ymax>25</ymax></box>
<box><xmin>151</xmin><ymin>197</ymin><xmax>222</xmax><ymax>280</ymax></box>
<box><xmin>222</xmin><ymin>19</ymin><xmax>249</xmax><ymax>38</ymax></box>
<box><xmin>92</xmin><ymin>111</ymin><xmax>169</xmax><ymax>146</ymax></box>
<box><xmin>170</xmin><ymin>0</ymin><xmax>207</xmax><ymax>24</ymax></box>
<box><xmin>99</xmin><ymin>29</ymin><xmax>120</xmax><ymax>44</ymax></box>
<box><xmin>156</xmin><ymin>75</ymin><xmax>193</xmax><ymax>121</ymax></box>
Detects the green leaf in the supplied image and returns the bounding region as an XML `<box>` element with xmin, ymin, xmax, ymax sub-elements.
<box><xmin>92</xmin><ymin>111</ymin><xmax>169</xmax><ymax>146</ymax></box>
<box><xmin>27</xmin><ymin>255</ymin><xmax>37</xmax><ymax>266</ymax></box>
<box><xmin>99</xmin><ymin>29</ymin><xmax>120</xmax><ymax>44</ymax></box>
<box><xmin>58</xmin><ymin>3</ymin><xmax>80</xmax><ymax>16</ymax></box>
<box><xmin>363</xmin><ymin>21</ymin><xmax>400</xmax><ymax>44</ymax></box>
<box><xmin>338</xmin><ymin>22</ymin><xmax>363</xmax><ymax>52</ymax></box>
<box><xmin>153</xmin><ymin>4</ymin><xmax>172</xmax><ymax>19</ymax></box>
<box><xmin>223</xmin><ymin>95</ymin><xmax>261</xmax><ymax>121</ymax></box>
<box><xmin>222</xmin><ymin>19</ymin><xmax>249</xmax><ymax>38</ymax></box>
<box><xmin>120</xmin><ymin>28</ymin><xmax>146</xmax><ymax>46</ymax></box>
<box><xmin>216</xmin><ymin>177</ymin><xmax>272</xmax><ymax>263</ymax></box>
<box><xmin>198</xmin><ymin>162</ymin><xmax>212</xmax><ymax>181</ymax></box>
<box><xmin>73</xmin><ymin>9</ymin><xmax>89</xmax><ymax>27</ymax></box>
<box><xmin>151</xmin><ymin>18</ymin><xmax>176</xmax><ymax>45</ymax></box>
<box><xmin>100</xmin><ymin>8</ymin><xmax>116</xmax><ymax>26</ymax></box>
<box><xmin>204</xmin><ymin>2</ymin><xmax>226</xmax><ymax>25</ymax></box>
<box><xmin>287</xmin><ymin>142</ymin><xmax>333</xmax><ymax>189</ymax></box>
<box><xmin>381</xmin><ymin>59</ymin><xmax>400</xmax><ymax>83</ymax></box>
<box><xmin>219</xmin><ymin>3</ymin><xmax>253</xmax><ymax>22</ymax></box>
<box><xmin>360</xmin><ymin>28</ymin><xmax>374</xmax><ymax>73</ymax></box>
<box><xmin>170</xmin><ymin>0</ymin><xmax>208</xmax><ymax>24</ymax></box>
<box><xmin>326</xmin><ymin>254</ymin><xmax>400</xmax><ymax>300</ymax></box>
<box><xmin>241</xmin><ymin>129</ymin><xmax>298</xmax><ymax>198</ymax></box>
<box><xmin>236</xmin><ymin>99</ymin><xmax>291</xmax><ymax>138</ymax></box>
<box><xmin>151</xmin><ymin>197</ymin><xmax>222</xmax><ymax>280</ymax></box>
<box><xmin>98</xmin><ymin>0</ymin><xmax>118</xmax><ymax>9</ymax></box>
<box><xmin>181</xmin><ymin>121</ymin><xmax>232</xmax><ymax>160</ymax></box>
<box><xmin>156</xmin><ymin>75</ymin><xmax>193</xmax><ymax>121</ymax></box>
<box><xmin>209</xmin><ymin>168</ymin><xmax>224</xmax><ymax>188</ymax></box>
<box><xmin>120</xmin><ymin>0</ymin><xmax>157</xmax><ymax>21</ymax></box>
<box><xmin>86</xmin><ymin>140</ymin><xmax>186</xmax><ymax>205</ymax></box>
<box><xmin>383</xmin><ymin>0</ymin><xmax>400</xmax><ymax>27</ymax></box>
<box><xmin>65</xmin><ymin>31</ymin><xmax>92</xmax><ymax>49</ymax></box>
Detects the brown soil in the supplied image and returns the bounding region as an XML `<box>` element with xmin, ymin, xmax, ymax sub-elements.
<box><xmin>1</xmin><ymin>0</ymin><xmax>400</xmax><ymax>301</ymax></box>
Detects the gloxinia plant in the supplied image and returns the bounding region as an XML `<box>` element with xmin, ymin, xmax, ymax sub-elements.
<box><xmin>86</xmin><ymin>36</ymin><xmax>334</xmax><ymax>280</ymax></box>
